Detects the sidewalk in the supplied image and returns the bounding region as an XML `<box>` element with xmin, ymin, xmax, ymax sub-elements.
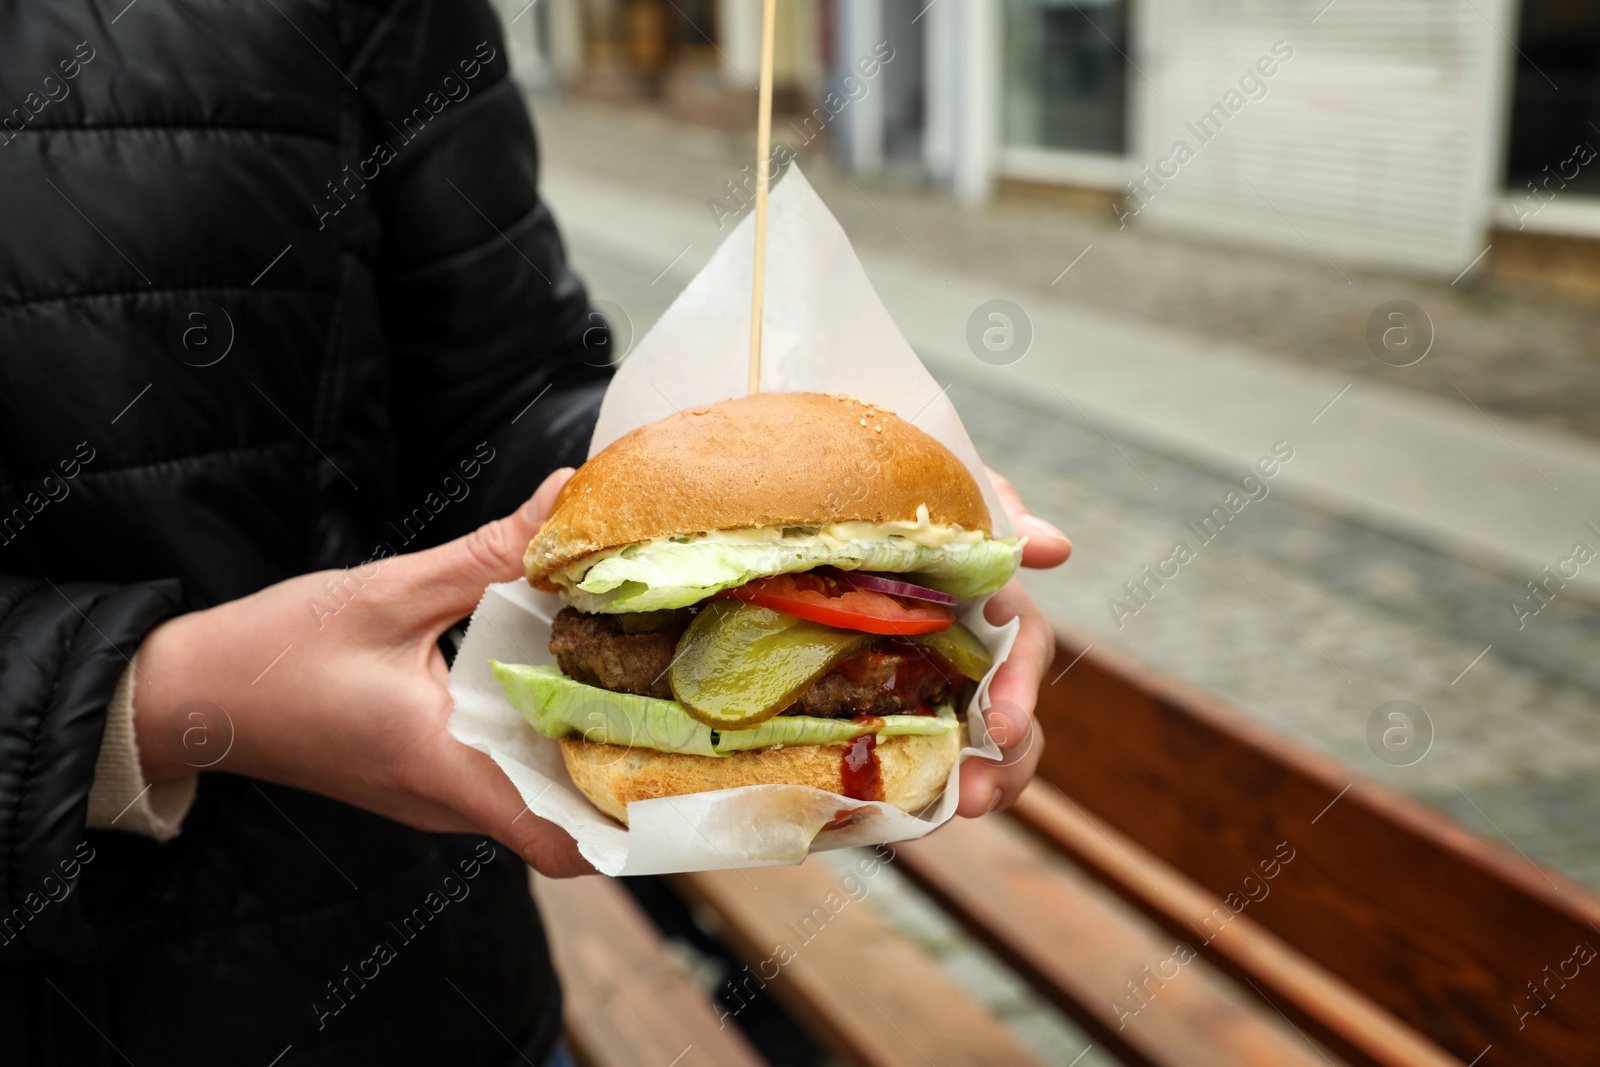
<box><xmin>531</xmin><ymin>95</ymin><xmax>1600</xmax><ymax>441</ymax></box>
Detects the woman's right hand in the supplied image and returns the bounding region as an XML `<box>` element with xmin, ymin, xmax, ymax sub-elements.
<box><xmin>132</xmin><ymin>468</ymin><xmax>594</xmax><ymax>877</ymax></box>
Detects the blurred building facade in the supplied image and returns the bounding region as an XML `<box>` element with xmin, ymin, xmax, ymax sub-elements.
<box><xmin>499</xmin><ymin>0</ymin><xmax>1600</xmax><ymax>282</ymax></box>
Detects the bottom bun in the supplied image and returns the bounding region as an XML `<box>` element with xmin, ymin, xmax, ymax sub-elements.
<box><xmin>558</xmin><ymin>728</ymin><xmax>962</xmax><ymax>826</ymax></box>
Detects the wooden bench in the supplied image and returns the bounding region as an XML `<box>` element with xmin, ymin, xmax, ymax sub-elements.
<box><xmin>533</xmin><ymin>622</ymin><xmax>1600</xmax><ymax>1067</ymax></box>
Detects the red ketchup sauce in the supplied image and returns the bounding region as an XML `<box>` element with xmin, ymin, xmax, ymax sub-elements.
<box><xmin>828</xmin><ymin>643</ymin><xmax>967</xmax><ymax>803</ymax></box>
<box><xmin>821</xmin><ymin>808</ymin><xmax>867</xmax><ymax>833</ymax></box>
<box><xmin>840</xmin><ymin>714</ymin><xmax>886</xmax><ymax>802</ymax></box>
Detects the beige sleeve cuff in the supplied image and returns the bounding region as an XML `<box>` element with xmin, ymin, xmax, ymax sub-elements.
<box><xmin>85</xmin><ymin>653</ymin><xmax>197</xmax><ymax>842</ymax></box>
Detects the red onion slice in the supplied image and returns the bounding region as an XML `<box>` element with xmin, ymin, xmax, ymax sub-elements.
<box><xmin>816</xmin><ymin>566</ymin><xmax>957</xmax><ymax>604</ymax></box>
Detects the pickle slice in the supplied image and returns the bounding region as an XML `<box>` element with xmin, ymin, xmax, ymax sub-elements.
<box><xmin>908</xmin><ymin>621</ymin><xmax>993</xmax><ymax>681</ymax></box>
<box><xmin>669</xmin><ymin>601</ymin><xmax>873</xmax><ymax>729</ymax></box>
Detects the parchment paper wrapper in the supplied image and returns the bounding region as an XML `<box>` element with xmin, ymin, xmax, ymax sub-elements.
<box><xmin>448</xmin><ymin>166</ymin><xmax>1017</xmax><ymax>876</ymax></box>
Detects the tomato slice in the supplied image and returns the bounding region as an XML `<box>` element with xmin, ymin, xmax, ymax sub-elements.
<box><xmin>718</xmin><ymin>571</ymin><xmax>954</xmax><ymax>635</ymax></box>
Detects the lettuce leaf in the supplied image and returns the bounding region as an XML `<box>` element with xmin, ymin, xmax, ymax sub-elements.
<box><xmin>556</xmin><ymin>532</ymin><xmax>1022</xmax><ymax>613</ymax></box>
<box><xmin>492</xmin><ymin>662</ymin><xmax>958</xmax><ymax>757</ymax></box>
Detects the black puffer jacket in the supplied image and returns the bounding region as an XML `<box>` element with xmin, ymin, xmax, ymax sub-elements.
<box><xmin>0</xmin><ymin>2</ymin><xmax>609</xmax><ymax>1063</ymax></box>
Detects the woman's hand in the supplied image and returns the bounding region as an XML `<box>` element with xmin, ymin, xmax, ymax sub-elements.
<box><xmin>132</xmin><ymin>462</ymin><xmax>1070</xmax><ymax>853</ymax></box>
<box><xmin>133</xmin><ymin>468</ymin><xmax>594</xmax><ymax>877</ymax></box>
<box><xmin>956</xmin><ymin>468</ymin><xmax>1072</xmax><ymax>818</ymax></box>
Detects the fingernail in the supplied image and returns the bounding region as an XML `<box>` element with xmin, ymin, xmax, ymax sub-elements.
<box><xmin>1020</xmin><ymin>512</ymin><xmax>1067</xmax><ymax>542</ymax></box>
<box><xmin>987</xmin><ymin>786</ymin><xmax>1004</xmax><ymax>814</ymax></box>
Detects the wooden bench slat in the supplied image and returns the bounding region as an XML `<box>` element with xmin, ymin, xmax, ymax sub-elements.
<box><xmin>893</xmin><ymin>807</ymin><xmax>1336</xmax><ymax>1067</ymax></box>
<box><xmin>531</xmin><ymin>872</ymin><xmax>767</xmax><ymax>1067</ymax></box>
<box><xmin>1035</xmin><ymin>624</ymin><xmax>1600</xmax><ymax>1067</ymax></box>
<box><xmin>673</xmin><ymin>859</ymin><xmax>1047</xmax><ymax>1067</ymax></box>
<box><xmin>1007</xmin><ymin>783</ymin><xmax>1459</xmax><ymax>1067</ymax></box>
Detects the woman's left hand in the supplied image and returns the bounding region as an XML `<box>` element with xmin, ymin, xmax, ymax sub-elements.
<box><xmin>956</xmin><ymin>468</ymin><xmax>1072</xmax><ymax>817</ymax></box>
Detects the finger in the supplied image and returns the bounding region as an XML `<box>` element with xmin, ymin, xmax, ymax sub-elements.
<box><xmin>399</xmin><ymin>466</ymin><xmax>575</xmax><ymax>627</ymax></box>
<box><xmin>442</xmin><ymin>742</ymin><xmax>596</xmax><ymax>878</ymax></box>
<box><xmin>983</xmin><ymin>580</ymin><xmax>1057</xmax><ymax>693</ymax></box>
<box><xmin>985</xmin><ymin>466</ymin><xmax>1071</xmax><ymax>569</ymax></box>
<box><xmin>958</xmin><ymin>581</ymin><xmax>1054</xmax><ymax>818</ymax></box>
<box><xmin>505</xmin><ymin>812</ymin><xmax>593</xmax><ymax>879</ymax></box>
<box><xmin>958</xmin><ymin>694</ymin><xmax>1045</xmax><ymax>817</ymax></box>
<box><xmin>958</xmin><ymin>726</ymin><xmax>1043</xmax><ymax>817</ymax></box>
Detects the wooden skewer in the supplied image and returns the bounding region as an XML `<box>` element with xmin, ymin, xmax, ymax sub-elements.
<box><xmin>748</xmin><ymin>0</ymin><xmax>777</xmax><ymax>396</ymax></box>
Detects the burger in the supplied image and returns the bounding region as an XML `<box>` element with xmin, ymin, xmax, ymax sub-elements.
<box><xmin>491</xmin><ymin>391</ymin><xmax>1021</xmax><ymax>825</ymax></box>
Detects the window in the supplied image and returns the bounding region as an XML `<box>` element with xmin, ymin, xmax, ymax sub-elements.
<box><xmin>1505</xmin><ymin>0</ymin><xmax>1600</xmax><ymax>197</ymax></box>
<box><xmin>1002</xmin><ymin>0</ymin><xmax>1129</xmax><ymax>156</ymax></box>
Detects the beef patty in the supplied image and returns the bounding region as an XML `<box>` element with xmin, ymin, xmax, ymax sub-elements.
<box><xmin>549</xmin><ymin>607</ymin><xmax>687</xmax><ymax>700</ymax></box>
<box><xmin>549</xmin><ymin>607</ymin><xmax>962</xmax><ymax>717</ymax></box>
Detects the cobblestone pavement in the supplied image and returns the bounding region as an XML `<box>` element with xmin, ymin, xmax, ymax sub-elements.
<box><xmin>955</xmin><ymin>374</ymin><xmax>1600</xmax><ymax>890</ymax></box>
<box><xmin>532</xmin><ymin>93</ymin><xmax>1599</xmax><ymax>1065</ymax></box>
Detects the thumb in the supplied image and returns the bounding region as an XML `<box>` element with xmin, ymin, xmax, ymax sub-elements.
<box><xmin>402</xmin><ymin>466</ymin><xmax>575</xmax><ymax>626</ymax></box>
<box><xmin>447</xmin><ymin>742</ymin><xmax>595</xmax><ymax>878</ymax></box>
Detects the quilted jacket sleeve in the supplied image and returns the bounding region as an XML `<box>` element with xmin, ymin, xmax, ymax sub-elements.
<box><xmin>0</xmin><ymin>575</ymin><xmax>182</xmax><ymax>959</ymax></box>
<box><xmin>360</xmin><ymin>0</ymin><xmax>611</xmax><ymax>547</ymax></box>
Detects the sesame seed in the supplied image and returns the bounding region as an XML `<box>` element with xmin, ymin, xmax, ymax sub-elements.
<box><xmin>859</xmin><ymin>417</ymin><xmax>867</xmax><ymax>427</ymax></box>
